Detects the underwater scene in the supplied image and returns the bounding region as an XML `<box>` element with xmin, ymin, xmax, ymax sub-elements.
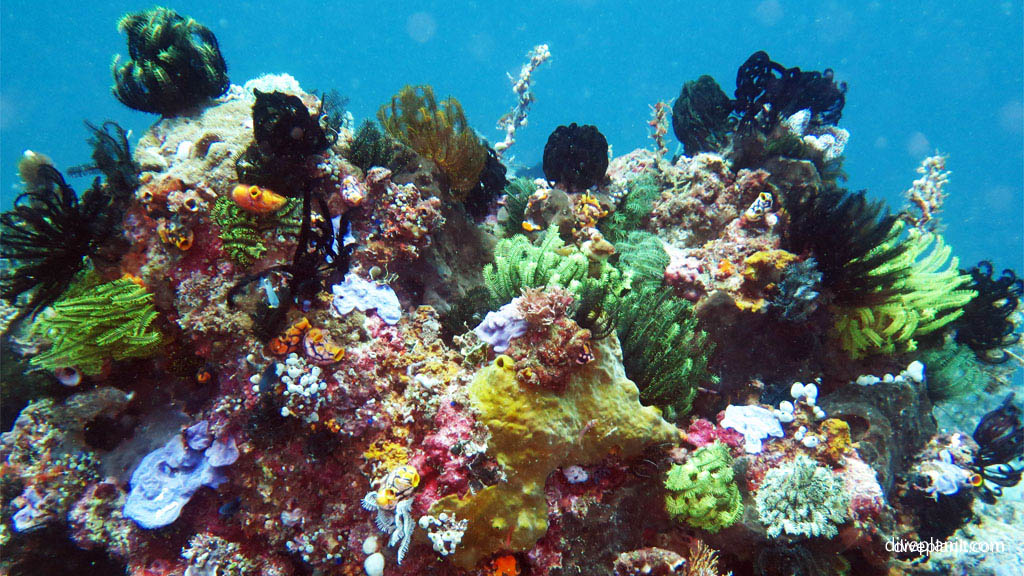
<box><xmin>1</xmin><ymin>2</ymin><xmax>1022</xmax><ymax>575</ymax></box>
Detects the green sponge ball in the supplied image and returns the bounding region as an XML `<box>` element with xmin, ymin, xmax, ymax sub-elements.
<box><xmin>664</xmin><ymin>442</ymin><xmax>743</xmax><ymax>533</ymax></box>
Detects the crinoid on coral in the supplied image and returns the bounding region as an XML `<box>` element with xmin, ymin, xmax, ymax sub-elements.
<box><xmin>970</xmin><ymin>394</ymin><xmax>1024</xmax><ymax>502</ymax></box>
<box><xmin>463</xmin><ymin>145</ymin><xmax>510</xmax><ymax>220</ymax></box>
<box><xmin>483</xmin><ymin>226</ymin><xmax>590</xmax><ymax>308</ymax></box>
<box><xmin>378</xmin><ymin>84</ymin><xmax>487</xmax><ymax>195</ymax></box>
<box><xmin>600</xmin><ymin>172</ymin><xmax>660</xmax><ymax>243</ymax></box>
<box><xmin>613</xmin><ymin>230</ymin><xmax>669</xmax><ymax>287</ymax></box>
<box><xmin>734</xmin><ymin>50</ymin><xmax>847</xmax><ymax>131</ymax></box>
<box><xmin>664</xmin><ymin>442</ymin><xmax>743</xmax><ymax>533</ymax></box>
<box><xmin>672</xmin><ymin>75</ymin><xmax>735</xmax><ymax>156</ymax></box>
<box><xmin>1</xmin><ymin>163</ymin><xmax>116</xmax><ymax>325</ymax></box>
<box><xmin>919</xmin><ymin>338</ymin><xmax>991</xmax><ymax>401</ymax></box>
<box><xmin>111</xmin><ymin>7</ymin><xmax>229</xmax><ymax>115</ymax></box>
<box><xmin>29</xmin><ymin>278</ymin><xmax>162</xmax><ymax>375</ymax></box>
<box><xmin>832</xmin><ymin>221</ymin><xmax>975</xmax><ymax>357</ymax></box>
<box><xmin>252</xmin><ymin>90</ymin><xmax>329</xmax><ymax>159</ymax></box>
<box><xmin>498</xmin><ymin>177</ymin><xmax>537</xmax><ymax>237</ymax></box>
<box><xmin>345</xmin><ymin>120</ymin><xmax>394</xmax><ymax>173</ymax></box>
<box><xmin>954</xmin><ymin>261</ymin><xmax>1022</xmax><ymax>364</ymax></box>
<box><xmin>783</xmin><ymin>187</ymin><xmax>907</xmax><ymax>309</ymax></box>
<box><xmin>755</xmin><ymin>454</ymin><xmax>850</xmax><ymax>539</ymax></box>
<box><xmin>67</xmin><ymin>121</ymin><xmax>140</xmax><ymax>203</ymax></box>
<box><xmin>542</xmin><ymin>123</ymin><xmax>609</xmax><ymax>192</ymax></box>
<box><xmin>615</xmin><ymin>284</ymin><xmax>714</xmax><ymax>418</ymax></box>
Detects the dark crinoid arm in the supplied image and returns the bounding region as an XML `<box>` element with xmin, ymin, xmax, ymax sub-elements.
<box><xmin>1</xmin><ymin>165</ymin><xmax>114</xmax><ymax>324</ymax></box>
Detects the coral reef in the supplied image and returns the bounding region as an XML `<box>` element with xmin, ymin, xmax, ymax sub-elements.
<box><xmin>111</xmin><ymin>7</ymin><xmax>229</xmax><ymax>115</ymax></box>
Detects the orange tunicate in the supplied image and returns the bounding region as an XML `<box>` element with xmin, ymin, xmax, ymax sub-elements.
<box><xmin>231</xmin><ymin>184</ymin><xmax>287</xmax><ymax>214</ymax></box>
<box><xmin>490</xmin><ymin>555</ymin><xmax>519</xmax><ymax>576</ymax></box>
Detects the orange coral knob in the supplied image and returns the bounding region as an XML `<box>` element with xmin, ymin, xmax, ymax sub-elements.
<box><xmin>231</xmin><ymin>184</ymin><xmax>287</xmax><ymax>214</ymax></box>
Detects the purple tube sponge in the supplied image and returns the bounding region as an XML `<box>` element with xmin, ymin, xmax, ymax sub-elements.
<box><xmin>124</xmin><ymin>421</ymin><xmax>237</xmax><ymax>529</ymax></box>
<box><xmin>474</xmin><ymin>301</ymin><xmax>528</xmax><ymax>353</ymax></box>
<box><xmin>331</xmin><ymin>274</ymin><xmax>402</xmax><ymax>325</ymax></box>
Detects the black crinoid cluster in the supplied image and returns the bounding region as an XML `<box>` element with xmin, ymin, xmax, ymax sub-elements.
<box><xmin>733</xmin><ymin>50</ymin><xmax>847</xmax><ymax>131</ymax></box>
<box><xmin>542</xmin><ymin>123</ymin><xmax>609</xmax><ymax>192</ymax></box>
<box><xmin>463</xmin><ymin>145</ymin><xmax>510</xmax><ymax>221</ymax></box>
<box><xmin>229</xmin><ymin>89</ymin><xmax>350</xmax><ymax>336</ymax></box>
<box><xmin>236</xmin><ymin>90</ymin><xmax>330</xmax><ymax>193</ymax></box>
<box><xmin>68</xmin><ymin>121</ymin><xmax>141</xmax><ymax>203</ymax></box>
<box><xmin>954</xmin><ymin>261</ymin><xmax>1022</xmax><ymax>363</ymax></box>
<box><xmin>782</xmin><ymin>186</ymin><xmax>907</xmax><ymax>308</ymax></box>
<box><xmin>0</xmin><ymin>164</ymin><xmax>117</xmax><ymax>325</ymax></box>
<box><xmin>970</xmin><ymin>394</ymin><xmax>1024</xmax><ymax>503</ymax></box>
<box><xmin>671</xmin><ymin>75</ymin><xmax>735</xmax><ymax>156</ymax></box>
<box><xmin>670</xmin><ymin>51</ymin><xmax>846</xmax><ymax>158</ymax></box>
<box><xmin>112</xmin><ymin>7</ymin><xmax>229</xmax><ymax>115</ymax></box>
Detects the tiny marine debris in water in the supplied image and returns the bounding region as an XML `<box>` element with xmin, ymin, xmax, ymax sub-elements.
<box><xmin>0</xmin><ymin>11</ymin><xmax>1022</xmax><ymax>576</ymax></box>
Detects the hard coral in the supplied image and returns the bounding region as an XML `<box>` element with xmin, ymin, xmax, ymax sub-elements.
<box><xmin>378</xmin><ymin>84</ymin><xmax>487</xmax><ymax>195</ymax></box>
<box><xmin>755</xmin><ymin>454</ymin><xmax>850</xmax><ymax>539</ymax></box>
<box><xmin>112</xmin><ymin>7</ymin><xmax>229</xmax><ymax>115</ymax></box>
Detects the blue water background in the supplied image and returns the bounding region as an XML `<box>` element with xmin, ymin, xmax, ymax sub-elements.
<box><xmin>2</xmin><ymin>0</ymin><xmax>1022</xmax><ymax>273</ymax></box>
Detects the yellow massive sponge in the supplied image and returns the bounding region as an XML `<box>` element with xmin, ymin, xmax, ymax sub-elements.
<box><xmin>431</xmin><ymin>337</ymin><xmax>680</xmax><ymax>568</ymax></box>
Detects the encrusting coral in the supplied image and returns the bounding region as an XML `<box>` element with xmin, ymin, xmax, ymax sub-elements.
<box><xmin>378</xmin><ymin>84</ymin><xmax>487</xmax><ymax>195</ymax></box>
<box><xmin>664</xmin><ymin>442</ymin><xmax>743</xmax><ymax>533</ymax></box>
<box><xmin>29</xmin><ymin>278</ymin><xmax>162</xmax><ymax>375</ymax></box>
<box><xmin>430</xmin><ymin>337</ymin><xmax>679</xmax><ymax>568</ymax></box>
<box><xmin>111</xmin><ymin>7</ymin><xmax>229</xmax><ymax>115</ymax></box>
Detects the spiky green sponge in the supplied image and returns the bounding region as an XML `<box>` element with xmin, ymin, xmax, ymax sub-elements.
<box><xmin>30</xmin><ymin>279</ymin><xmax>161</xmax><ymax>375</ymax></box>
<box><xmin>665</xmin><ymin>442</ymin><xmax>742</xmax><ymax>533</ymax></box>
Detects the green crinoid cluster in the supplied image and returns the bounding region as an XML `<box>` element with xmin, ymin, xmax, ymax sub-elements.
<box><xmin>613</xmin><ymin>230</ymin><xmax>669</xmax><ymax>287</ymax></box>
<box><xmin>111</xmin><ymin>7</ymin><xmax>229</xmax><ymax>115</ymax></box>
<box><xmin>345</xmin><ymin>120</ymin><xmax>394</xmax><ymax>174</ymax></box>
<box><xmin>211</xmin><ymin>196</ymin><xmax>267</xmax><ymax>266</ymax></box>
<box><xmin>30</xmin><ymin>278</ymin><xmax>162</xmax><ymax>375</ymax></box>
<box><xmin>211</xmin><ymin>196</ymin><xmax>301</xmax><ymax>267</ymax></box>
<box><xmin>378</xmin><ymin>85</ymin><xmax>487</xmax><ymax>195</ymax></box>
<box><xmin>665</xmin><ymin>442</ymin><xmax>742</xmax><ymax>533</ymax></box>
<box><xmin>483</xmin><ymin>225</ymin><xmax>590</xmax><ymax>307</ymax></box>
<box><xmin>833</xmin><ymin>221</ymin><xmax>976</xmax><ymax>358</ymax></box>
<box><xmin>756</xmin><ymin>454</ymin><xmax>850</xmax><ymax>539</ymax></box>
<box><xmin>616</xmin><ymin>283</ymin><xmax>713</xmax><ymax>418</ymax></box>
<box><xmin>600</xmin><ymin>172</ymin><xmax>661</xmax><ymax>243</ymax></box>
<box><xmin>498</xmin><ymin>178</ymin><xmax>536</xmax><ymax>237</ymax></box>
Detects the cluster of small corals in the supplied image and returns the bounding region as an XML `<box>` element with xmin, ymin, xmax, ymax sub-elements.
<box><xmin>900</xmin><ymin>154</ymin><xmax>950</xmax><ymax>231</ymax></box>
<box><xmin>67</xmin><ymin>481</ymin><xmax>134</xmax><ymax>560</ymax></box>
<box><xmin>782</xmin><ymin>109</ymin><xmax>850</xmax><ymax>162</ymax></box>
<box><xmin>501</xmin><ymin>290</ymin><xmax>595</xmax><ymax>392</ymax></box>
<box><xmin>257</xmin><ymin>353</ymin><xmax>330</xmax><ymax>421</ymax></box>
<box><xmin>651</xmin><ymin>154</ymin><xmax>772</xmax><ymax>247</ymax></box>
<box><xmin>181</xmin><ymin>532</ymin><xmax>265</xmax><ymax>576</ymax></box>
<box><xmin>418</xmin><ymin>512</ymin><xmax>468</xmax><ymax>556</ymax></box>
<box><xmin>360</xmin><ymin>167</ymin><xmax>444</xmax><ymax>265</ymax></box>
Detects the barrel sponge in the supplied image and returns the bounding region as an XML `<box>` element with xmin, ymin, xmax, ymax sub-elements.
<box><xmin>430</xmin><ymin>336</ymin><xmax>679</xmax><ymax>568</ymax></box>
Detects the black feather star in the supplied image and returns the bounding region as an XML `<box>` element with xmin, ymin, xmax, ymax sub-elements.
<box><xmin>955</xmin><ymin>261</ymin><xmax>1023</xmax><ymax>364</ymax></box>
<box><xmin>1</xmin><ymin>165</ymin><xmax>114</xmax><ymax>325</ymax></box>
